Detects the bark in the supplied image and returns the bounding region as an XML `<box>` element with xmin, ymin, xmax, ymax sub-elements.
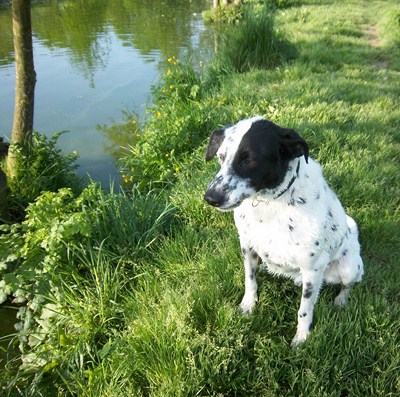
<box><xmin>7</xmin><ymin>0</ymin><xmax>36</xmax><ymax>178</ymax></box>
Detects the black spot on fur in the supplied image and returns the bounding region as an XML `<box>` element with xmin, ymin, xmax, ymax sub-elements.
<box><xmin>289</xmin><ymin>225</ymin><xmax>294</xmax><ymax>232</ymax></box>
<box><xmin>310</xmin><ymin>252</ymin><xmax>315</xmax><ymax>257</ymax></box>
<box><xmin>342</xmin><ymin>249</ymin><xmax>348</xmax><ymax>256</ymax></box>
<box><xmin>251</xmin><ymin>251</ymin><xmax>259</xmax><ymax>260</ymax></box>
<box><xmin>299</xmin><ymin>312</ymin><xmax>307</xmax><ymax>318</ymax></box>
<box><xmin>328</xmin><ymin>209</ymin><xmax>333</xmax><ymax>218</ymax></box>
<box><xmin>288</xmin><ymin>198</ymin><xmax>295</xmax><ymax>206</ymax></box>
<box><xmin>315</xmin><ymin>240</ymin><xmax>320</xmax><ymax>246</ymax></box>
<box><xmin>242</xmin><ymin>248</ymin><xmax>247</xmax><ymax>256</ymax></box>
<box><xmin>303</xmin><ymin>282</ymin><xmax>313</xmax><ymax>298</ymax></box>
<box><xmin>331</xmin><ymin>224</ymin><xmax>338</xmax><ymax>232</ymax></box>
<box><xmin>297</xmin><ymin>197</ymin><xmax>307</xmax><ymax>205</ymax></box>
<box><xmin>315</xmin><ymin>192</ymin><xmax>320</xmax><ymax>200</ymax></box>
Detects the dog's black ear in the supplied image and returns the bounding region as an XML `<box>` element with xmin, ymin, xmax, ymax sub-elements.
<box><xmin>279</xmin><ymin>128</ymin><xmax>309</xmax><ymax>163</ymax></box>
<box><xmin>205</xmin><ymin>128</ymin><xmax>225</xmax><ymax>161</ymax></box>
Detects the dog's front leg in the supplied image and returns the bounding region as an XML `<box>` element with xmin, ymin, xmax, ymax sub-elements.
<box><xmin>239</xmin><ymin>246</ymin><xmax>259</xmax><ymax>313</ymax></box>
<box><xmin>291</xmin><ymin>269</ymin><xmax>324</xmax><ymax>347</ymax></box>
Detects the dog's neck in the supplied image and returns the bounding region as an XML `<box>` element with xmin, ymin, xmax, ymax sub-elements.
<box><xmin>273</xmin><ymin>159</ymin><xmax>301</xmax><ymax>199</ymax></box>
<box><xmin>252</xmin><ymin>159</ymin><xmax>301</xmax><ymax>206</ymax></box>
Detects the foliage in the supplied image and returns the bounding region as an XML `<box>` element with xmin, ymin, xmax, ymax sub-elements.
<box><xmin>96</xmin><ymin>110</ymin><xmax>141</xmax><ymax>162</ymax></box>
<box><xmin>215</xmin><ymin>4</ymin><xmax>296</xmax><ymax>72</ymax></box>
<box><xmin>1</xmin><ymin>131</ymin><xmax>82</xmax><ymax>222</ymax></box>
<box><xmin>1</xmin><ymin>0</ymin><xmax>400</xmax><ymax>396</ymax></box>
<box><xmin>118</xmin><ymin>57</ymin><xmax>234</xmax><ymax>191</ymax></box>
<box><xmin>119</xmin><ymin>3</ymin><xmax>296</xmax><ymax>192</ymax></box>
<box><xmin>0</xmin><ymin>184</ymin><xmax>175</xmax><ymax>393</ymax></box>
<box><xmin>202</xmin><ymin>3</ymin><xmax>243</xmax><ymax>25</ymax></box>
<box><xmin>379</xmin><ymin>8</ymin><xmax>400</xmax><ymax>49</ymax></box>
<box><xmin>202</xmin><ymin>0</ymin><xmax>296</xmax><ymax>24</ymax></box>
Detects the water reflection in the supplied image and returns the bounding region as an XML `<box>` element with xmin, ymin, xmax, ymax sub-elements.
<box><xmin>97</xmin><ymin>109</ymin><xmax>140</xmax><ymax>160</ymax></box>
<box><xmin>0</xmin><ymin>0</ymin><xmax>213</xmax><ymax>185</ymax></box>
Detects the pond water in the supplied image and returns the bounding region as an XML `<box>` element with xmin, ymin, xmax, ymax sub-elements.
<box><xmin>0</xmin><ymin>0</ymin><xmax>215</xmax><ymax>366</ymax></box>
<box><xmin>0</xmin><ymin>0</ymin><xmax>214</xmax><ymax>185</ymax></box>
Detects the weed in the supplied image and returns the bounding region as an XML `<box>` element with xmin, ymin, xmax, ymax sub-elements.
<box><xmin>1</xmin><ymin>131</ymin><xmax>82</xmax><ymax>223</ymax></box>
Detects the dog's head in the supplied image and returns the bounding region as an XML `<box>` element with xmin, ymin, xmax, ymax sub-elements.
<box><xmin>204</xmin><ymin>117</ymin><xmax>309</xmax><ymax>211</ymax></box>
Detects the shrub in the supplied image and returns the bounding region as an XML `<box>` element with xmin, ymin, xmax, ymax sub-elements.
<box><xmin>215</xmin><ymin>5</ymin><xmax>296</xmax><ymax>72</ymax></box>
<box><xmin>1</xmin><ymin>131</ymin><xmax>82</xmax><ymax>222</ymax></box>
<box><xmin>118</xmin><ymin>58</ymin><xmax>234</xmax><ymax>191</ymax></box>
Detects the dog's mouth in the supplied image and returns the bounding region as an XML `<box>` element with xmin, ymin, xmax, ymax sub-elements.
<box><xmin>214</xmin><ymin>202</ymin><xmax>241</xmax><ymax>212</ymax></box>
<box><xmin>204</xmin><ymin>188</ymin><xmax>249</xmax><ymax>211</ymax></box>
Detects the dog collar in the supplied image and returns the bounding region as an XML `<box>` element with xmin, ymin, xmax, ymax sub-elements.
<box><xmin>274</xmin><ymin>160</ymin><xmax>300</xmax><ymax>199</ymax></box>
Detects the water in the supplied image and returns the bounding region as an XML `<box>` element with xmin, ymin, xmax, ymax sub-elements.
<box><xmin>0</xmin><ymin>0</ymin><xmax>214</xmax><ymax>185</ymax></box>
<box><xmin>0</xmin><ymin>0</ymin><xmax>214</xmax><ymax>365</ymax></box>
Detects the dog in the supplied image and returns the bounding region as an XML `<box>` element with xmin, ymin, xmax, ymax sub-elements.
<box><xmin>204</xmin><ymin>116</ymin><xmax>364</xmax><ymax>346</ymax></box>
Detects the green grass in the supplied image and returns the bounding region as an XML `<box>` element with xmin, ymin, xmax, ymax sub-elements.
<box><xmin>214</xmin><ymin>4</ymin><xmax>296</xmax><ymax>72</ymax></box>
<box><xmin>1</xmin><ymin>0</ymin><xmax>400</xmax><ymax>395</ymax></box>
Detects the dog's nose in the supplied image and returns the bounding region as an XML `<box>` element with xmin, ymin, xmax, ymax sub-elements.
<box><xmin>204</xmin><ymin>190</ymin><xmax>225</xmax><ymax>207</ymax></box>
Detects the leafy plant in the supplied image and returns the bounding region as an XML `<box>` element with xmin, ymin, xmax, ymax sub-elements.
<box><xmin>119</xmin><ymin>58</ymin><xmax>234</xmax><ymax>191</ymax></box>
<box><xmin>0</xmin><ymin>183</ymin><xmax>176</xmax><ymax>393</ymax></box>
<box><xmin>1</xmin><ymin>131</ymin><xmax>82</xmax><ymax>222</ymax></box>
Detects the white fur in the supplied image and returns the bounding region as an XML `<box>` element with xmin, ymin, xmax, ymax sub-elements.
<box><xmin>206</xmin><ymin>117</ymin><xmax>364</xmax><ymax>346</ymax></box>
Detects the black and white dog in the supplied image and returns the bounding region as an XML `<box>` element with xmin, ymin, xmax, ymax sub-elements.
<box><xmin>204</xmin><ymin>117</ymin><xmax>363</xmax><ymax>346</ymax></box>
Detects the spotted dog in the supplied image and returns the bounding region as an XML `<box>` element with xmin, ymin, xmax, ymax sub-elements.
<box><xmin>204</xmin><ymin>117</ymin><xmax>364</xmax><ymax>346</ymax></box>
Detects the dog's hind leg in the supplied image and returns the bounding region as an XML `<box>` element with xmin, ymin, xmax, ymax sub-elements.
<box><xmin>334</xmin><ymin>217</ymin><xmax>364</xmax><ymax>307</ymax></box>
<box><xmin>334</xmin><ymin>252</ymin><xmax>364</xmax><ymax>307</ymax></box>
<box><xmin>239</xmin><ymin>245</ymin><xmax>260</xmax><ymax>314</ymax></box>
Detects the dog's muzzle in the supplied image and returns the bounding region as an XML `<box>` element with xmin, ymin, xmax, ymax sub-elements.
<box><xmin>204</xmin><ymin>188</ymin><xmax>226</xmax><ymax>208</ymax></box>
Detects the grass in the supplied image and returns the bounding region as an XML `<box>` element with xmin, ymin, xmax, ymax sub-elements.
<box><xmin>214</xmin><ymin>4</ymin><xmax>296</xmax><ymax>72</ymax></box>
<box><xmin>1</xmin><ymin>0</ymin><xmax>400</xmax><ymax>395</ymax></box>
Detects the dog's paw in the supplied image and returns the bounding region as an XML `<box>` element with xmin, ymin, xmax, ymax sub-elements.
<box><xmin>293</xmin><ymin>275</ymin><xmax>302</xmax><ymax>287</ymax></box>
<box><xmin>334</xmin><ymin>294</ymin><xmax>349</xmax><ymax>307</ymax></box>
<box><xmin>239</xmin><ymin>294</ymin><xmax>257</xmax><ymax>314</ymax></box>
<box><xmin>290</xmin><ymin>331</ymin><xmax>310</xmax><ymax>348</ymax></box>
<box><xmin>334</xmin><ymin>287</ymin><xmax>351</xmax><ymax>307</ymax></box>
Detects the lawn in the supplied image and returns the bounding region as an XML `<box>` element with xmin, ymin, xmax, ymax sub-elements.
<box><xmin>1</xmin><ymin>0</ymin><xmax>399</xmax><ymax>395</ymax></box>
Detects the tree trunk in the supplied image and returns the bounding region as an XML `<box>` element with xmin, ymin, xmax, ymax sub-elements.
<box><xmin>7</xmin><ymin>0</ymin><xmax>36</xmax><ymax>178</ymax></box>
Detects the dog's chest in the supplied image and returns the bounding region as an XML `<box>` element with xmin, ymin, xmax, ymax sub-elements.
<box><xmin>234</xmin><ymin>200</ymin><xmax>318</xmax><ymax>268</ymax></box>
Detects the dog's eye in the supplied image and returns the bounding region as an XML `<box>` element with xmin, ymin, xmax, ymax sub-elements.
<box><xmin>239</xmin><ymin>151</ymin><xmax>255</xmax><ymax>166</ymax></box>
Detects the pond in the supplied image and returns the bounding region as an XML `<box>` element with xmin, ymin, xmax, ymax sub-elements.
<box><xmin>0</xmin><ymin>0</ymin><xmax>215</xmax><ymax>367</ymax></box>
<box><xmin>0</xmin><ymin>0</ymin><xmax>214</xmax><ymax>185</ymax></box>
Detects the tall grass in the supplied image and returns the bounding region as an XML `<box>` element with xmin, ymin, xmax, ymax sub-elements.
<box><xmin>215</xmin><ymin>5</ymin><xmax>296</xmax><ymax>72</ymax></box>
